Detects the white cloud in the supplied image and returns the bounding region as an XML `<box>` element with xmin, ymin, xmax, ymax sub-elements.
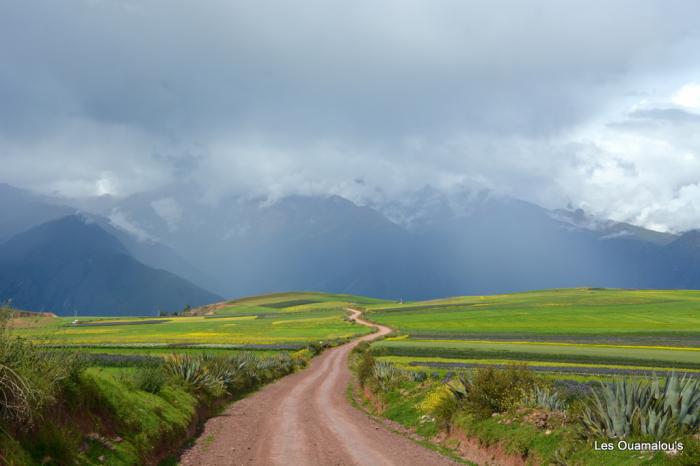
<box><xmin>108</xmin><ymin>208</ymin><xmax>153</xmax><ymax>241</ymax></box>
<box><xmin>0</xmin><ymin>118</ymin><xmax>167</xmax><ymax>197</ymax></box>
<box><xmin>672</xmin><ymin>83</ymin><xmax>700</xmax><ymax>110</ymax></box>
<box><xmin>150</xmin><ymin>197</ymin><xmax>183</xmax><ymax>232</ymax></box>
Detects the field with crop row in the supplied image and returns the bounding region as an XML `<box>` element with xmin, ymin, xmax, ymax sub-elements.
<box><xmin>377</xmin><ymin>355</ymin><xmax>700</xmax><ymax>379</ymax></box>
<box><xmin>13</xmin><ymin>293</ymin><xmax>382</xmax><ymax>348</ymax></box>
<box><xmin>366</xmin><ymin>288</ymin><xmax>700</xmax><ymax>376</ymax></box>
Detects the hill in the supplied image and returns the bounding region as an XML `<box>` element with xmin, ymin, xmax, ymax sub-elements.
<box><xmin>0</xmin><ymin>215</ymin><xmax>222</xmax><ymax>315</ymax></box>
<box><xmin>0</xmin><ymin>183</ymin><xmax>222</xmax><ymax>295</ymax></box>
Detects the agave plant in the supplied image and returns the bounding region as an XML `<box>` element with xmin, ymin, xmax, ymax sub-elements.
<box><xmin>654</xmin><ymin>373</ymin><xmax>700</xmax><ymax>430</ymax></box>
<box><xmin>582</xmin><ymin>378</ymin><xmax>650</xmax><ymax>439</ymax></box>
<box><xmin>164</xmin><ymin>354</ymin><xmax>224</xmax><ymax>395</ymax></box>
<box><xmin>638</xmin><ymin>405</ymin><xmax>676</xmax><ymax>439</ymax></box>
<box><xmin>201</xmin><ymin>355</ymin><xmax>247</xmax><ymax>394</ymax></box>
<box><xmin>524</xmin><ymin>386</ymin><xmax>567</xmax><ymax>411</ymax></box>
<box><xmin>582</xmin><ymin>373</ymin><xmax>700</xmax><ymax>440</ymax></box>
<box><xmin>372</xmin><ymin>360</ymin><xmax>408</xmax><ymax>391</ymax></box>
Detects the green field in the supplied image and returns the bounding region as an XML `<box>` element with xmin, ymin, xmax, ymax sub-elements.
<box><xmin>14</xmin><ymin>288</ymin><xmax>700</xmax><ymax>375</ymax></box>
<box><xmin>366</xmin><ymin>288</ymin><xmax>700</xmax><ymax>376</ymax></box>
<box><xmin>14</xmin><ymin>292</ymin><xmax>385</xmax><ymax>348</ymax></box>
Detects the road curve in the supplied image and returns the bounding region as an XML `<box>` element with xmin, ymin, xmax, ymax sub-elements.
<box><xmin>180</xmin><ymin>309</ymin><xmax>460</xmax><ymax>466</ymax></box>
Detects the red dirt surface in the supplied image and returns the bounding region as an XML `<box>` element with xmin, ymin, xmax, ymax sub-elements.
<box><xmin>180</xmin><ymin>310</ymin><xmax>462</xmax><ymax>466</ymax></box>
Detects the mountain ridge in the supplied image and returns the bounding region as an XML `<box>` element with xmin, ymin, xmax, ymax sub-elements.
<box><xmin>4</xmin><ymin>183</ymin><xmax>700</xmax><ymax>308</ymax></box>
<box><xmin>0</xmin><ymin>215</ymin><xmax>222</xmax><ymax>315</ymax></box>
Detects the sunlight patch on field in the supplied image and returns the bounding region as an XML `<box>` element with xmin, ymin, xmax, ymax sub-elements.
<box><xmin>271</xmin><ymin>316</ymin><xmax>338</xmax><ymax>325</ymax></box>
<box><xmin>378</xmin><ymin>355</ymin><xmax>700</xmax><ymax>374</ymax></box>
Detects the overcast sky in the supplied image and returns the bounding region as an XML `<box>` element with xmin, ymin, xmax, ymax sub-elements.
<box><xmin>2</xmin><ymin>0</ymin><xmax>700</xmax><ymax>231</ymax></box>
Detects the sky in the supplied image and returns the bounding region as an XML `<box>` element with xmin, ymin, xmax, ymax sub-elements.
<box><xmin>2</xmin><ymin>0</ymin><xmax>700</xmax><ymax>232</ymax></box>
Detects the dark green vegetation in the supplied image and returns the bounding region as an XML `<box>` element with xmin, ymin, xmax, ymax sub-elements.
<box><xmin>365</xmin><ymin>288</ymin><xmax>700</xmax><ymax>379</ymax></box>
<box><xmin>351</xmin><ymin>345</ymin><xmax>700</xmax><ymax>465</ymax></box>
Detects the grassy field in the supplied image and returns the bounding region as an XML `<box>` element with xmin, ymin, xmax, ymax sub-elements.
<box><xmin>209</xmin><ymin>291</ymin><xmax>388</xmax><ymax>316</ymax></box>
<box><xmin>13</xmin><ymin>292</ymin><xmax>385</xmax><ymax>348</ymax></box>
<box><xmin>13</xmin><ymin>287</ymin><xmax>700</xmax><ymax>373</ymax></box>
<box><xmin>366</xmin><ymin>288</ymin><xmax>700</xmax><ymax>376</ymax></box>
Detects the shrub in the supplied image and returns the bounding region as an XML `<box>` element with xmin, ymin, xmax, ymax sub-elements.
<box><xmin>81</xmin><ymin>353</ymin><xmax>161</xmax><ymax>367</ymax></box>
<box><xmin>306</xmin><ymin>342</ymin><xmax>325</xmax><ymax>355</ymax></box>
<box><xmin>459</xmin><ymin>365</ymin><xmax>536</xmax><ymax>419</ymax></box>
<box><xmin>291</xmin><ymin>348</ymin><xmax>313</xmax><ymax>368</ymax></box>
<box><xmin>419</xmin><ymin>384</ymin><xmax>459</xmax><ymax>428</ymax></box>
<box><xmin>132</xmin><ymin>366</ymin><xmax>168</xmax><ymax>394</ymax></box>
<box><xmin>0</xmin><ymin>362</ymin><xmax>34</xmax><ymax>424</ymax></box>
<box><xmin>0</xmin><ymin>308</ymin><xmax>84</xmax><ymax>427</ymax></box>
<box><xmin>355</xmin><ymin>351</ymin><xmax>376</xmax><ymax>387</ymax></box>
<box><xmin>27</xmin><ymin>421</ymin><xmax>80</xmax><ymax>465</ymax></box>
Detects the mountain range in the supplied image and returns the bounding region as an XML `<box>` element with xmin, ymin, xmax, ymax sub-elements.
<box><xmin>2</xmin><ymin>182</ymin><xmax>700</xmax><ymax>315</ymax></box>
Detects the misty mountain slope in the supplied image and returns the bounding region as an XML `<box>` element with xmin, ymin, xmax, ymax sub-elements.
<box><xmin>7</xmin><ymin>182</ymin><xmax>700</xmax><ymax>302</ymax></box>
<box><xmin>204</xmin><ymin>195</ymin><xmax>432</xmax><ymax>298</ymax></box>
<box><xmin>662</xmin><ymin>231</ymin><xmax>700</xmax><ymax>289</ymax></box>
<box><xmin>73</xmin><ymin>191</ymin><xmax>431</xmax><ymax>297</ymax></box>
<box><xmin>0</xmin><ymin>183</ymin><xmax>221</xmax><ymax>294</ymax></box>
<box><xmin>0</xmin><ymin>215</ymin><xmax>222</xmax><ymax>315</ymax></box>
<box><xmin>241</xmin><ymin>196</ymin><xmax>439</xmax><ymax>299</ymax></box>
<box><xmin>93</xmin><ymin>217</ymin><xmax>228</xmax><ymax>296</ymax></box>
<box><xmin>549</xmin><ymin>208</ymin><xmax>677</xmax><ymax>246</ymax></box>
<box><xmin>419</xmin><ymin>197</ymin><xmax>673</xmax><ymax>294</ymax></box>
<box><xmin>0</xmin><ymin>183</ymin><xmax>77</xmax><ymax>242</ymax></box>
<box><xmin>80</xmin><ymin>188</ymin><xmax>690</xmax><ymax>300</ymax></box>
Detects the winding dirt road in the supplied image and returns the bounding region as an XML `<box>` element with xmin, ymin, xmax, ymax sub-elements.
<box><xmin>180</xmin><ymin>309</ymin><xmax>460</xmax><ymax>466</ymax></box>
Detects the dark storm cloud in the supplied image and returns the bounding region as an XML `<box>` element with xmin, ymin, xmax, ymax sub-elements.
<box><xmin>1</xmin><ymin>0</ymin><xmax>700</xmax><ymax>229</ymax></box>
<box><xmin>2</xmin><ymin>0</ymin><xmax>698</xmax><ymax>138</ymax></box>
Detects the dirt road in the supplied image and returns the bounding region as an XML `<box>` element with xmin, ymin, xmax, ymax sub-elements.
<box><xmin>180</xmin><ymin>309</ymin><xmax>461</xmax><ymax>466</ymax></box>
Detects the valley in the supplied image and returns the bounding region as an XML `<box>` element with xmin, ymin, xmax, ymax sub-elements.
<box><xmin>5</xmin><ymin>3</ymin><xmax>699</xmax><ymax>465</ymax></box>
<box><xmin>3</xmin><ymin>288</ymin><xmax>700</xmax><ymax>465</ymax></box>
